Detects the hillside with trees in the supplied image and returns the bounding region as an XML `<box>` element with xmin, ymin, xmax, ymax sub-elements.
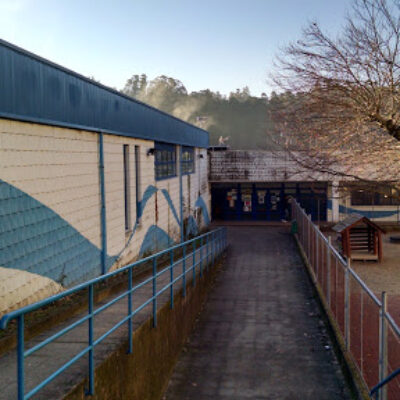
<box><xmin>121</xmin><ymin>74</ymin><xmax>284</xmax><ymax>149</ymax></box>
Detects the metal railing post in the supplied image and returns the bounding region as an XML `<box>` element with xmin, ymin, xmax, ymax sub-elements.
<box><xmin>182</xmin><ymin>245</ymin><xmax>186</xmax><ymax>297</ymax></box>
<box><xmin>327</xmin><ymin>237</ymin><xmax>331</xmax><ymax>307</ymax></box>
<box><xmin>128</xmin><ymin>268</ymin><xmax>133</xmax><ymax>354</ymax></box>
<box><xmin>200</xmin><ymin>237</ymin><xmax>203</xmax><ymax>278</ymax></box>
<box><xmin>170</xmin><ymin>250</ymin><xmax>174</xmax><ymax>309</ymax></box>
<box><xmin>88</xmin><ymin>284</ymin><xmax>94</xmax><ymax>395</ymax></box>
<box><xmin>379</xmin><ymin>291</ymin><xmax>388</xmax><ymax>400</ymax></box>
<box><xmin>192</xmin><ymin>240</ymin><xmax>196</xmax><ymax>287</ymax></box>
<box><xmin>152</xmin><ymin>257</ymin><xmax>157</xmax><ymax>327</ymax></box>
<box><xmin>17</xmin><ymin>315</ymin><xmax>24</xmax><ymax>400</ymax></box>
<box><xmin>345</xmin><ymin>260</ymin><xmax>350</xmax><ymax>351</ymax></box>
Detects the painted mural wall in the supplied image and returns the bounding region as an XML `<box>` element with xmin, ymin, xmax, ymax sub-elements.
<box><xmin>337</xmin><ymin>196</ymin><xmax>400</xmax><ymax>223</ymax></box>
<box><xmin>0</xmin><ymin>118</ymin><xmax>211</xmax><ymax>316</ymax></box>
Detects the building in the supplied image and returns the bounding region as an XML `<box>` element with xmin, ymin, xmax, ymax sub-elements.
<box><xmin>0</xmin><ymin>40</ymin><xmax>210</xmax><ymax>314</ymax></box>
<box><xmin>209</xmin><ymin>150</ymin><xmax>400</xmax><ymax>223</ymax></box>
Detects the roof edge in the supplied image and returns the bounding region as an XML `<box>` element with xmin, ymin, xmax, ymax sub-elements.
<box><xmin>0</xmin><ymin>38</ymin><xmax>208</xmax><ymax>137</ymax></box>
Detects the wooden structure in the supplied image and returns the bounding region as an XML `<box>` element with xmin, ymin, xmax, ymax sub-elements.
<box><xmin>332</xmin><ymin>214</ymin><xmax>385</xmax><ymax>262</ymax></box>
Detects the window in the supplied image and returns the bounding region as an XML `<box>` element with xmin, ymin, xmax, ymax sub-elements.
<box><xmin>123</xmin><ymin>145</ymin><xmax>131</xmax><ymax>231</ymax></box>
<box><xmin>155</xmin><ymin>142</ymin><xmax>176</xmax><ymax>180</ymax></box>
<box><xmin>181</xmin><ymin>146</ymin><xmax>195</xmax><ymax>175</ymax></box>
<box><xmin>350</xmin><ymin>185</ymin><xmax>400</xmax><ymax>206</ymax></box>
<box><xmin>135</xmin><ymin>145</ymin><xmax>141</xmax><ymax>223</ymax></box>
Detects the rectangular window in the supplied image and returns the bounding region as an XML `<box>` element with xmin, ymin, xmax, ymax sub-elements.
<box><xmin>350</xmin><ymin>185</ymin><xmax>400</xmax><ymax>206</ymax></box>
<box><xmin>123</xmin><ymin>145</ymin><xmax>131</xmax><ymax>231</ymax></box>
<box><xmin>181</xmin><ymin>146</ymin><xmax>195</xmax><ymax>175</ymax></box>
<box><xmin>135</xmin><ymin>145</ymin><xmax>141</xmax><ymax>223</ymax></box>
<box><xmin>154</xmin><ymin>142</ymin><xmax>177</xmax><ymax>180</ymax></box>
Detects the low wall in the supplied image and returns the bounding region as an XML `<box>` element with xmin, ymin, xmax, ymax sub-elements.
<box><xmin>64</xmin><ymin>254</ymin><xmax>225</xmax><ymax>400</ymax></box>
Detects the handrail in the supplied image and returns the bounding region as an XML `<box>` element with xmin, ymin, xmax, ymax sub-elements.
<box><xmin>294</xmin><ymin>200</ymin><xmax>381</xmax><ymax>305</ymax></box>
<box><xmin>0</xmin><ymin>227</ymin><xmax>228</xmax><ymax>400</ymax></box>
<box><xmin>0</xmin><ymin>228</ymin><xmax>222</xmax><ymax>330</ymax></box>
<box><xmin>347</xmin><ymin>267</ymin><xmax>382</xmax><ymax>306</ymax></box>
<box><xmin>370</xmin><ymin>368</ymin><xmax>400</xmax><ymax>398</ymax></box>
<box><xmin>292</xmin><ymin>200</ymin><xmax>400</xmax><ymax>400</ymax></box>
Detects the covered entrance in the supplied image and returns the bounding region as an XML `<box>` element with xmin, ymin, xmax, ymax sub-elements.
<box><xmin>211</xmin><ymin>182</ymin><xmax>327</xmax><ymax>222</ymax></box>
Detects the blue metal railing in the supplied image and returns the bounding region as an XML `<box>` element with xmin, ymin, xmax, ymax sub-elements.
<box><xmin>370</xmin><ymin>368</ymin><xmax>400</xmax><ymax>399</ymax></box>
<box><xmin>0</xmin><ymin>227</ymin><xmax>227</xmax><ymax>400</ymax></box>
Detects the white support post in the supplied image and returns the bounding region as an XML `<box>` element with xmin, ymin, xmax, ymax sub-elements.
<box><xmin>331</xmin><ymin>181</ymin><xmax>340</xmax><ymax>223</ymax></box>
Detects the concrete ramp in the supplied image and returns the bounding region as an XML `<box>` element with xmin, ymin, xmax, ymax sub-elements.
<box><xmin>164</xmin><ymin>226</ymin><xmax>351</xmax><ymax>399</ymax></box>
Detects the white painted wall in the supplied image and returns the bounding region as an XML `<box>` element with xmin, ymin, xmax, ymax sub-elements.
<box><xmin>0</xmin><ymin>119</ymin><xmax>101</xmax><ymax>247</ymax></box>
<box><xmin>0</xmin><ymin>118</ymin><xmax>211</xmax><ymax>314</ymax></box>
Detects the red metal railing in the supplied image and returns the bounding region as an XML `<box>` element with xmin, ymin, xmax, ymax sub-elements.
<box><xmin>292</xmin><ymin>200</ymin><xmax>400</xmax><ymax>400</ymax></box>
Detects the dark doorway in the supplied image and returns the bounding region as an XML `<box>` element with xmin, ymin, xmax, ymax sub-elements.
<box><xmin>211</xmin><ymin>182</ymin><xmax>327</xmax><ymax>222</ymax></box>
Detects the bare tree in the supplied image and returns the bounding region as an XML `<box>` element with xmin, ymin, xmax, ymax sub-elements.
<box><xmin>270</xmin><ymin>0</ymin><xmax>400</xmax><ymax>198</ymax></box>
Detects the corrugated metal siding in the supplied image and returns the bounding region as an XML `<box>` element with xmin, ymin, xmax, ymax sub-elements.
<box><xmin>0</xmin><ymin>39</ymin><xmax>209</xmax><ymax>148</ymax></box>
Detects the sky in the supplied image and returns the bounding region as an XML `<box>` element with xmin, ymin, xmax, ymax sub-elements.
<box><xmin>0</xmin><ymin>0</ymin><xmax>351</xmax><ymax>97</ymax></box>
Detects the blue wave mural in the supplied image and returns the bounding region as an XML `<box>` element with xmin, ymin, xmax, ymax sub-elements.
<box><xmin>195</xmin><ymin>196</ymin><xmax>210</xmax><ymax>225</ymax></box>
<box><xmin>161</xmin><ymin>188</ymin><xmax>180</xmax><ymax>225</ymax></box>
<box><xmin>0</xmin><ymin>180</ymin><xmax>116</xmax><ymax>287</ymax></box>
<box><xmin>116</xmin><ymin>185</ymin><xmax>180</xmax><ymax>262</ymax></box>
<box><xmin>139</xmin><ymin>225</ymin><xmax>174</xmax><ymax>257</ymax></box>
<box><xmin>327</xmin><ymin>200</ymin><xmax>400</xmax><ymax>219</ymax></box>
<box><xmin>0</xmin><ymin>180</ymin><xmax>208</xmax><ymax>289</ymax></box>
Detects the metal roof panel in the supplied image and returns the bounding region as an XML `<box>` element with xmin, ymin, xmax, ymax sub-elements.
<box><xmin>0</xmin><ymin>39</ymin><xmax>209</xmax><ymax>148</ymax></box>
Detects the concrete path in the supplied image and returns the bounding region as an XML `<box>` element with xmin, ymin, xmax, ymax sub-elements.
<box><xmin>164</xmin><ymin>226</ymin><xmax>352</xmax><ymax>400</ymax></box>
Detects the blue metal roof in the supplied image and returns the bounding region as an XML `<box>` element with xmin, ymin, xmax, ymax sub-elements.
<box><xmin>0</xmin><ymin>39</ymin><xmax>209</xmax><ymax>148</ymax></box>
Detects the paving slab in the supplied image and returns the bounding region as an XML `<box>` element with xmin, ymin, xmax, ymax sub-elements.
<box><xmin>164</xmin><ymin>226</ymin><xmax>352</xmax><ymax>400</ymax></box>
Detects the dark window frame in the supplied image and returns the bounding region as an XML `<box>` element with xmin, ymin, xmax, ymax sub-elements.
<box><xmin>135</xmin><ymin>145</ymin><xmax>141</xmax><ymax>223</ymax></box>
<box><xmin>154</xmin><ymin>142</ymin><xmax>177</xmax><ymax>181</ymax></box>
<box><xmin>350</xmin><ymin>185</ymin><xmax>400</xmax><ymax>206</ymax></box>
<box><xmin>123</xmin><ymin>144</ymin><xmax>131</xmax><ymax>231</ymax></box>
<box><xmin>181</xmin><ymin>146</ymin><xmax>195</xmax><ymax>175</ymax></box>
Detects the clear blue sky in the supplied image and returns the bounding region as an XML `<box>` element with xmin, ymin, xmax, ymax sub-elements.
<box><xmin>0</xmin><ymin>0</ymin><xmax>351</xmax><ymax>96</ymax></box>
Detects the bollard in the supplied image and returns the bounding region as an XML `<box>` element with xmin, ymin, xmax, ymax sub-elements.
<box><xmin>291</xmin><ymin>220</ymin><xmax>298</xmax><ymax>234</ymax></box>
